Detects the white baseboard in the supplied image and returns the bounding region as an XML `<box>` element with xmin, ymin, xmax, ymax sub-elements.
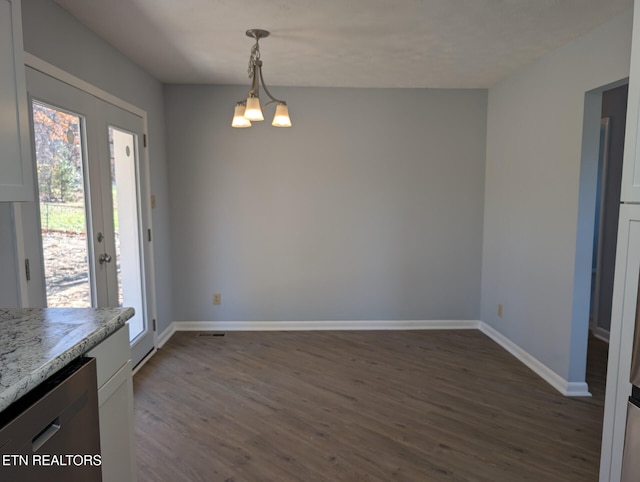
<box><xmin>479</xmin><ymin>322</ymin><xmax>591</xmax><ymax>397</ymax></box>
<box><xmin>153</xmin><ymin>319</ymin><xmax>590</xmax><ymax>398</ymax></box>
<box><xmin>172</xmin><ymin>319</ymin><xmax>481</xmax><ymax>332</ymax></box>
<box><xmin>592</xmin><ymin>326</ymin><xmax>610</xmax><ymax>343</ymax></box>
<box><xmin>157</xmin><ymin>322</ymin><xmax>176</xmax><ymax>349</ymax></box>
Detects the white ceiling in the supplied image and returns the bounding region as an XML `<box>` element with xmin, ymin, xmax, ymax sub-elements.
<box><xmin>53</xmin><ymin>0</ymin><xmax>632</xmax><ymax>88</ymax></box>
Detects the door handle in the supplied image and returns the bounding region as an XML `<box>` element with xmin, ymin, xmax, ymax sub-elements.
<box><xmin>99</xmin><ymin>253</ymin><xmax>112</xmax><ymax>264</ymax></box>
<box><xmin>32</xmin><ymin>417</ymin><xmax>61</xmax><ymax>452</ymax></box>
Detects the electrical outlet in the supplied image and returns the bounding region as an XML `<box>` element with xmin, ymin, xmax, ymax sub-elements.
<box><xmin>498</xmin><ymin>303</ymin><xmax>503</xmax><ymax>318</ymax></box>
<box><xmin>213</xmin><ymin>293</ymin><xmax>221</xmax><ymax>305</ymax></box>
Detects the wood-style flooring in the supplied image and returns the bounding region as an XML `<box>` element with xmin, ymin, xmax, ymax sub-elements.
<box><xmin>133</xmin><ymin>330</ymin><xmax>607</xmax><ymax>481</ymax></box>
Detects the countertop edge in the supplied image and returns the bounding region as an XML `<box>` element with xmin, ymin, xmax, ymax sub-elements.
<box><xmin>0</xmin><ymin>308</ymin><xmax>133</xmax><ymax>412</ymax></box>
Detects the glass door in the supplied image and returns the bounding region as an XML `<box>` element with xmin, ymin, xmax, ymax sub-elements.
<box><xmin>24</xmin><ymin>67</ymin><xmax>155</xmax><ymax>366</ymax></box>
<box><xmin>98</xmin><ymin>100</ymin><xmax>154</xmax><ymax>362</ymax></box>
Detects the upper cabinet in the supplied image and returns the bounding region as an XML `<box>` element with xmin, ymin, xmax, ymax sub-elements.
<box><xmin>621</xmin><ymin>4</ymin><xmax>640</xmax><ymax>203</ymax></box>
<box><xmin>0</xmin><ymin>0</ymin><xmax>33</xmax><ymax>202</ymax></box>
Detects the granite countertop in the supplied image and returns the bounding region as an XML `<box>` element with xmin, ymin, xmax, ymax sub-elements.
<box><xmin>0</xmin><ymin>307</ymin><xmax>134</xmax><ymax>412</ymax></box>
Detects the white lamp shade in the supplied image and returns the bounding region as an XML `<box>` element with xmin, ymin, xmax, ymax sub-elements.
<box><xmin>231</xmin><ymin>103</ymin><xmax>251</xmax><ymax>128</ymax></box>
<box><xmin>244</xmin><ymin>96</ymin><xmax>264</xmax><ymax>121</ymax></box>
<box><xmin>272</xmin><ymin>102</ymin><xmax>292</xmax><ymax>127</ymax></box>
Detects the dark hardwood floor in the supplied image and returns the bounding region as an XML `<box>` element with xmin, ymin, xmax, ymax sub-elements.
<box><xmin>133</xmin><ymin>330</ymin><xmax>607</xmax><ymax>481</ymax></box>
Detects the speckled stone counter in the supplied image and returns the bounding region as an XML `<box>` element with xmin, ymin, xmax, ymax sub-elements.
<box><xmin>0</xmin><ymin>307</ymin><xmax>134</xmax><ymax>412</ymax></box>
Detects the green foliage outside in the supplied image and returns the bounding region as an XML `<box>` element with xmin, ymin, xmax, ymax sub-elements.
<box><xmin>33</xmin><ymin>103</ymin><xmax>83</xmax><ymax>204</ymax></box>
<box><xmin>40</xmin><ymin>202</ymin><xmax>119</xmax><ymax>233</ymax></box>
<box><xmin>34</xmin><ymin>103</ymin><xmax>120</xmax><ymax>234</ymax></box>
<box><xmin>40</xmin><ymin>202</ymin><xmax>86</xmax><ymax>233</ymax></box>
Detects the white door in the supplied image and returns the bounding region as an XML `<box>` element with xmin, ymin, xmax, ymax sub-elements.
<box><xmin>22</xmin><ymin>67</ymin><xmax>155</xmax><ymax>366</ymax></box>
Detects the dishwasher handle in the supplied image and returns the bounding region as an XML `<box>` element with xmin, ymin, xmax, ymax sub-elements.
<box><xmin>28</xmin><ymin>385</ymin><xmax>88</xmax><ymax>453</ymax></box>
<box><xmin>32</xmin><ymin>417</ymin><xmax>61</xmax><ymax>452</ymax></box>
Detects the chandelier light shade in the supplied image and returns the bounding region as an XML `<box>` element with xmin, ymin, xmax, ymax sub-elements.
<box><xmin>232</xmin><ymin>29</ymin><xmax>292</xmax><ymax>128</ymax></box>
<box><xmin>231</xmin><ymin>102</ymin><xmax>252</xmax><ymax>128</ymax></box>
<box><xmin>244</xmin><ymin>96</ymin><xmax>264</xmax><ymax>121</ymax></box>
<box><xmin>272</xmin><ymin>102</ymin><xmax>292</xmax><ymax>127</ymax></box>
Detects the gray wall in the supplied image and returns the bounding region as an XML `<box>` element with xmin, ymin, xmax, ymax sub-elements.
<box><xmin>166</xmin><ymin>85</ymin><xmax>487</xmax><ymax>322</ymax></box>
<box><xmin>481</xmin><ymin>12</ymin><xmax>632</xmax><ymax>382</ymax></box>
<box><xmin>14</xmin><ymin>0</ymin><xmax>173</xmax><ymax>332</ymax></box>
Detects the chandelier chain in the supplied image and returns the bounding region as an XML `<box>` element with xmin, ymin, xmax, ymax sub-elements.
<box><xmin>248</xmin><ymin>41</ymin><xmax>261</xmax><ymax>79</ymax></box>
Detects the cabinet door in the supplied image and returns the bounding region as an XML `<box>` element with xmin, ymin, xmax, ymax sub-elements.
<box><xmin>98</xmin><ymin>362</ymin><xmax>137</xmax><ymax>482</ymax></box>
<box><xmin>0</xmin><ymin>0</ymin><xmax>34</xmax><ymax>201</ymax></box>
<box><xmin>87</xmin><ymin>326</ymin><xmax>137</xmax><ymax>482</ymax></box>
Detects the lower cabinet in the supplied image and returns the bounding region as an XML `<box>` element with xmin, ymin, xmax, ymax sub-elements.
<box><xmin>87</xmin><ymin>325</ymin><xmax>137</xmax><ymax>482</ymax></box>
<box><xmin>602</xmin><ymin>203</ymin><xmax>640</xmax><ymax>481</ymax></box>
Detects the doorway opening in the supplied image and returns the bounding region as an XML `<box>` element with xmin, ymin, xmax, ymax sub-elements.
<box><xmin>574</xmin><ymin>81</ymin><xmax>628</xmax><ymax>402</ymax></box>
<box><xmin>589</xmin><ymin>85</ymin><xmax>628</xmax><ymax>344</ymax></box>
<box><xmin>587</xmin><ymin>83</ymin><xmax>628</xmax><ymax>401</ymax></box>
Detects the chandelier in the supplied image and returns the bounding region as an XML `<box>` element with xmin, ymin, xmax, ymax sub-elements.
<box><xmin>232</xmin><ymin>29</ymin><xmax>292</xmax><ymax>128</ymax></box>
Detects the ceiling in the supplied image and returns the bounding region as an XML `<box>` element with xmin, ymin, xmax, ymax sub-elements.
<box><xmin>53</xmin><ymin>0</ymin><xmax>632</xmax><ymax>89</ymax></box>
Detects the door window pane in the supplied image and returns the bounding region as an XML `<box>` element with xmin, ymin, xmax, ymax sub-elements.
<box><xmin>32</xmin><ymin>101</ymin><xmax>91</xmax><ymax>307</ymax></box>
<box><xmin>109</xmin><ymin>126</ymin><xmax>145</xmax><ymax>342</ymax></box>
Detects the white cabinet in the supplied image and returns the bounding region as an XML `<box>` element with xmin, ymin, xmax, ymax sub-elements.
<box><xmin>0</xmin><ymin>0</ymin><xmax>33</xmax><ymax>202</ymax></box>
<box><xmin>600</xmin><ymin>204</ymin><xmax>640</xmax><ymax>481</ymax></box>
<box><xmin>87</xmin><ymin>325</ymin><xmax>138</xmax><ymax>482</ymax></box>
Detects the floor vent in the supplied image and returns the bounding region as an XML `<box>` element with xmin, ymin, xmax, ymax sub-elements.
<box><xmin>197</xmin><ymin>332</ymin><xmax>226</xmax><ymax>337</ymax></box>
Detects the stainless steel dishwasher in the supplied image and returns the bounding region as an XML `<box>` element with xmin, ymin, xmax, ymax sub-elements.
<box><xmin>0</xmin><ymin>357</ymin><xmax>102</xmax><ymax>481</ymax></box>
